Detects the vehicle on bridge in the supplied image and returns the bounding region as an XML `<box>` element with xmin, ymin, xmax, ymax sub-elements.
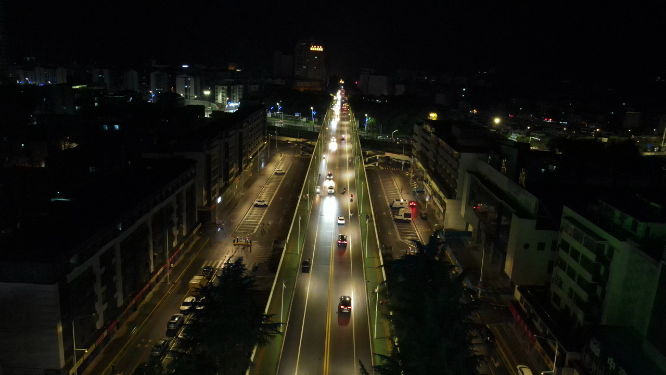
<box><xmin>338</xmin><ymin>296</ymin><xmax>352</xmax><ymax>313</ymax></box>
<box><xmin>394</xmin><ymin>208</ymin><xmax>413</xmax><ymax>221</ymax></box>
<box><xmin>390</xmin><ymin>199</ymin><xmax>408</xmax><ymax>209</ymax></box>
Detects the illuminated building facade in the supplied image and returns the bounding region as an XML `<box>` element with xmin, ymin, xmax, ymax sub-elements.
<box><xmin>294</xmin><ymin>39</ymin><xmax>325</xmax><ymax>91</ymax></box>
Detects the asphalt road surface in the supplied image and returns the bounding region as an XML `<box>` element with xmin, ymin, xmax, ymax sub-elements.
<box><xmin>89</xmin><ymin>143</ymin><xmax>308</xmax><ymax>375</ymax></box>
<box><xmin>278</xmin><ymin>111</ymin><xmax>373</xmax><ymax>374</ymax></box>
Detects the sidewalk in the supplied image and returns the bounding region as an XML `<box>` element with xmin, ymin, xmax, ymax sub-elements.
<box><xmin>82</xmin><ymin>236</ymin><xmax>207</xmax><ymax>375</ymax></box>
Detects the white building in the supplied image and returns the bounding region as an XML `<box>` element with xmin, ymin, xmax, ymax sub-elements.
<box><xmin>176</xmin><ymin>75</ymin><xmax>201</xmax><ymax>100</ymax></box>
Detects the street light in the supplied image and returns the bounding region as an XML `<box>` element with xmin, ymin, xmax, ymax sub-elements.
<box><xmin>534</xmin><ymin>335</ymin><xmax>559</xmax><ymax>375</ymax></box>
<box><xmin>298</xmin><ymin>216</ymin><xmax>301</xmax><ymax>253</ymax></box>
<box><xmin>281</xmin><ymin>277</ymin><xmax>297</xmax><ymax>331</ymax></box>
<box><xmin>367</xmin><ymin>281</ymin><xmax>381</xmax><ymax>339</ymax></box>
<box><xmin>391</xmin><ymin>129</ymin><xmax>398</xmax><ymax>140</ymax></box>
<box><xmin>72</xmin><ymin>313</ymin><xmax>96</xmax><ymax>375</ymax></box>
<box><xmin>365</xmin><ymin>114</ymin><xmax>368</xmax><ymax>133</ymax></box>
<box><xmin>494</xmin><ymin>117</ymin><xmax>500</xmax><ymax>125</ymax></box>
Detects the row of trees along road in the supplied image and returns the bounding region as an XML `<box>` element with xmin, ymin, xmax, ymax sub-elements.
<box><xmin>142</xmin><ymin>258</ymin><xmax>281</xmax><ymax>375</ymax></box>
<box><xmin>361</xmin><ymin>230</ymin><xmax>484</xmax><ymax>375</ymax></box>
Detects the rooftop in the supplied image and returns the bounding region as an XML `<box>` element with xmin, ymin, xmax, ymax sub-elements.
<box><xmin>0</xmin><ymin>158</ymin><xmax>196</xmax><ymax>264</ymax></box>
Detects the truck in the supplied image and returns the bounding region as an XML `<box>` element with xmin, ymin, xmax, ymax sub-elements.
<box><xmin>389</xmin><ymin>199</ymin><xmax>407</xmax><ymax>209</ymax></box>
<box><xmin>394</xmin><ymin>208</ymin><xmax>413</xmax><ymax>221</ymax></box>
<box><xmin>188</xmin><ymin>275</ymin><xmax>208</xmax><ymax>294</ymax></box>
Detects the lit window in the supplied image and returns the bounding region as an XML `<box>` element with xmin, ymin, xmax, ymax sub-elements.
<box><xmin>114</xmin><ymin>125</ymin><xmax>120</xmax><ymax>130</ymax></box>
<box><xmin>103</xmin><ymin>125</ymin><xmax>108</xmax><ymax>130</ymax></box>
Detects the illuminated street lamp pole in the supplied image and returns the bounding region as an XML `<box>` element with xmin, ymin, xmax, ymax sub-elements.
<box><xmin>72</xmin><ymin>313</ymin><xmax>96</xmax><ymax>375</ymax></box>
<box><xmin>281</xmin><ymin>277</ymin><xmax>297</xmax><ymax>331</ymax></box>
<box><xmin>391</xmin><ymin>129</ymin><xmax>398</xmax><ymax>140</ymax></box>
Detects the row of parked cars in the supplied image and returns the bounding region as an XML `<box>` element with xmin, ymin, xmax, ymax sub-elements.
<box><xmin>137</xmin><ymin>266</ymin><xmax>217</xmax><ymax>373</ymax></box>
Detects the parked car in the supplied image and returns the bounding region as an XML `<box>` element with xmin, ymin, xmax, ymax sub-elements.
<box><xmin>166</xmin><ymin>314</ymin><xmax>184</xmax><ymax>331</ymax></box>
<box><xmin>150</xmin><ymin>338</ymin><xmax>172</xmax><ymax>358</ymax></box>
<box><xmin>201</xmin><ymin>266</ymin><xmax>214</xmax><ymax>278</ymax></box>
<box><xmin>180</xmin><ymin>296</ymin><xmax>196</xmax><ymax>314</ymax></box>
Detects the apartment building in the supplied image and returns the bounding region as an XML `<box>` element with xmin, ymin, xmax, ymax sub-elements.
<box><xmin>0</xmin><ymin>158</ymin><xmax>197</xmax><ymax>375</ymax></box>
<box><xmin>512</xmin><ymin>195</ymin><xmax>666</xmax><ymax>375</ymax></box>
<box><xmin>412</xmin><ymin>119</ymin><xmax>490</xmax><ymax>228</ymax></box>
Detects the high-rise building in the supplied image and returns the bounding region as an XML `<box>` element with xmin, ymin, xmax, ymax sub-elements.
<box><xmin>293</xmin><ymin>39</ymin><xmax>325</xmax><ymax>91</ymax></box>
<box><xmin>150</xmin><ymin>71</ymin><xmax>169</xmax><ymax>94</ymax></box>
<box><xmin>176</xmin><ymin>75</ymin><xmax>201</xmax><ymax>99</ymax></box>
<box><xmin>123</xmin><ymin>69</ymin><xmax>140</xmax><ymax>92</ymax></box>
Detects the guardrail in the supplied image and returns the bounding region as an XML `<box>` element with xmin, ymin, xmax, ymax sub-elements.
<box><xmin>246</xmin><ymin>105</ymin><xmax>330</xmax><ymax>375</ymax></box>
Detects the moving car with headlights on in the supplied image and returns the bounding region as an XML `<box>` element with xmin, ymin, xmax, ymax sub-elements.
<box><xmin>337</xmin><ymin>234</ymin><xmax>348</xmax><ymax>246</ymax></box>
<box><xmin>337</xmin><ymin>216</ymin><xmax>345</xmax><ymax>225</ymax></box>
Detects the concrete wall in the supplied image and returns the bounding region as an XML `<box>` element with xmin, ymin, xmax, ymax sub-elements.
<box><xmin>0</xmin><ymin>283</ymin><xmax>63</xmax><ymax>374</ymax></box>
<box><xmin>505</xmin><ymin>216</ymin><xmax>559</xmax><ymax>286</ymax></box>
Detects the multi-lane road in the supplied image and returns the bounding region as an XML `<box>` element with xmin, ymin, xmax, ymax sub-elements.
<box><xmin>83</xmin><ymin>143</ymin><xmax>309</xmax><ymax>375</ymax></box>
<box><xmin>277</xmin><ymin>95</ymin><xmax>373</xmax><ymax>374</ymax></box>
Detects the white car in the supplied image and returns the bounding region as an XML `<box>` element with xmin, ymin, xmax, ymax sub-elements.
<box><xmin>275</xmin><ymin>169</ymin><xmax>285</xmax><ymax>175</ymax></box>
<box><xmin>254</xmin><ymin>199</ymin><xmax>268</xmax><ymax>207</ymax></box>
<box><xmin>337</xmin><ymin>216</ymin><xmax>345</xmax><ymax>225</ymax></box>
<box><xmin>323</xmin><ymin>154</ymin><xmax>326</xmax><ymax>159</ymax></box>
<box><xmin>331</xmin><ymin>136</ymin><xmax>336</xmax><ymax>142</ymax></box>
<box><xmin>180</xmin><ymin>296</ymin><xmax>196</xmax><ymax>314</ymax></box>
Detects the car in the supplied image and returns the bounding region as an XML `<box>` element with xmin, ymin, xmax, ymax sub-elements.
<box><xmin>337</xmin><ymin>216</ymin><xmax>345</xmax><ymax>225</ymax></box>
<box><xmin>323</xmin><ymin>153</ymin><xmax>326</xmax><ymax>159</ymax></box>
<box><xmin>201</xmin><ymin>266</ymin><xmax>214</xmax><ymax>278</ymax></box>
<box><xmin>301</xmin><ymin>259</ymin><xmax>311</xmax><ymax>273</ymax></box>
<box><xmin>194</xmin><ymin>296</ymin><xmax>207</xmax><ymax>312</ymax></box>
<box><xmin>254</xmin><ymin>199</ymin><xmax>268</xmax><ymax>207</ymax></box>
<box><xmin>331</xmin><ymin>136</ymin><xmax>336</xmax><ymax>142</ymax></box>
<box><xmin>341</xmin><ymin>135</ymin><xmax>345</xmax><ymax>141</ymax></box>
<box><xmin>480</xmin><ymin>326</ymin><xmax>495</xmax><ymax>343</ymax></box>
<box><xmin>316</xmin><ymin>186</ymin><xmax>321</xmax><ymax>194</ymax></box>
<box><xmin>338</xmin><ymin>296</ymin><xmax>352</xmax><ymax>313</ymax></box>
<box><xmin>167</xmin><ymin>314</ymin><xmax>184</xmax><ymax>330</ymax></box>
<box><xmin>150</xmin><ymin>338</ymin><xmax>172</xmax><ymax>358</ymax></box>
<box><xmin>516</xmin><ymin>365</ymin><xmax>533</xmax><ymax>375</ymax></box>
<box><xmin>180</xmin><ymin>296</ymin><xmax>196</xmax><ymax>314</ymax></box>
<box><xmin>409</xmin><ymin>201</ymin><xmax>417</xmax><ymax>207</ymax></box>
<box><xmin>420</xmin><ymin>212</ymin><xmax>428</xmax><ymax>220</ymax></box>
<box><xmin>326</xmin><ymin>172</ymin><xmax>333</xmax><ymax>179</ymax></box>
<box><xmin>275</xmin><ymin>169</ymin><xmax>285</xmax><ymax>175</ymax></box>
<box><xmin>177</xmin><ymin>324</ymin><xmax>193</xmax><ymax>340</ymax></box>
<box><xmin>328</xmin><ymin>186</ymin><xmax>335</xmax><ymax>194</ymax></box>
<box><xmin>337</xmin><ymin>234</ymin><xmax>348</xmax><ymax>246</ymax></box>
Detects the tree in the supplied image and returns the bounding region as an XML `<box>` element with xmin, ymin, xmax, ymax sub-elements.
<box><xmin>168</xmin><ymin>258</ymin><xmax>282</xmax><ymax>374</ymax></box>
<box><xmin>374</xmin><ymin>231</ymin><xmax>482</xmax><ymax>375</ymax></box>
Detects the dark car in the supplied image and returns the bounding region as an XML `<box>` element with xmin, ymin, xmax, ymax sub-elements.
<box><xmin>337</xmin><ymin>234</ymin><xmax>348</xmax><ymax>246</ymax></box>
<box><xmin>150</xmin><ymin>338</ymin><xmax>171</xmax><ymax>358</ymax></box>
<box><xmin>338</xmin><ymin>296</ymin><xmax>352</xmax><ymax>313</ymax></box>
<box><xmin>201</xmin><ymin>266</ymin><xmax>214</xmax><ymax>279</ymax></box>
<box><xmin>166</xmin><ymin>314</ymin><xmax>184</xmax><ymax>331</ymax></box>
<box><xmin>480</xmin><ymin>326</ymin><xmax>495</xmax><ymax>343</ymax></box>
<box><xmin>301</xmin><ymin>259</ymin><xmax>311</xmax><ymax>273</ymax></box>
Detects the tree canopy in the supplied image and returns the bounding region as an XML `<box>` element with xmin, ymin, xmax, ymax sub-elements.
<box><xmin>372</xmin><ymin>231</ymin><xmax>482</xmax><ymax>375</ymax></box>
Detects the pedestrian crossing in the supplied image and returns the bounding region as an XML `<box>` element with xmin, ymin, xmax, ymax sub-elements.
<box><xmin>377</xmin><ymin>171</ymin><xmax>422</xmax><ymax>243</ymax></box>
<box><xmin>235</xmin><ymin>161</ymin><xmax>291</xmax><ymax>236</ymax></box>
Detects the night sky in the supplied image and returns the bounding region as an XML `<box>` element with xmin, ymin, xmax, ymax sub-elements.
<box><xmin>5</xmin><ymin>0</ymin><xmax>665</xmax><ymax>80</ymax></box>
